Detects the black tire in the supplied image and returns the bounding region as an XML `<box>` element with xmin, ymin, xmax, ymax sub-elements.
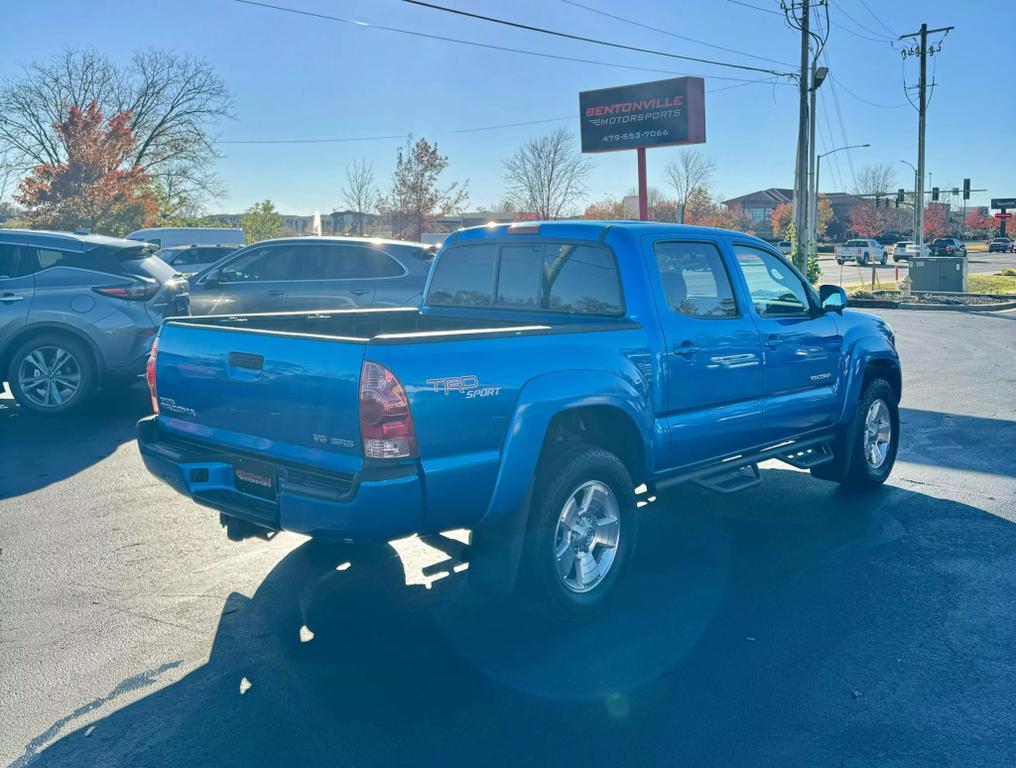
<box><xmin>861</xmin><ymin>252</ymin><xmax>870</xmax><ymax>265</ymax></box>
<box><xmin>880</xmin><ymin>252</ymin><xmax>888</xmax><ymax>265</ymax></box>
<box><xmin>813</xmin><ymin>378</ymin><xmax>899</xmax><ymax>490</ymax></box>
<box><xmin>6</xmin><ymin>333</ymin><xmax>96</xmax><ymax>415</ymax></box>
<box><xmin>518</xmin><ymin>444</ymin><xmax>637</xmax><ymax>622</ymax></box>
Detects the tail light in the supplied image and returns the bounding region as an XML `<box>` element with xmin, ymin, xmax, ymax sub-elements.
<box><xmin>94</xmin><ymin>277</ymin><xmax>159</xmax><ymax>301</ymax></box>
<box><xmin>146</xmin><ymin>337</ymin><xmax>159</xmax><ymax>413</ymax></box>
<box><xmin>359</xmin><ymin>360</ymin><xmax>417</xmax><ymax>459</ymax></box>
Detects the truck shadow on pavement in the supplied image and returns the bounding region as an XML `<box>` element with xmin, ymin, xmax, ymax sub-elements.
<box><xmin>23</xmin><ymin>468</ymin><xmax>1016</xmax><ymax>767</ymax></box>
<box><xmin>0</xmin><ymin>383</ymin><xmax>151</xmax><ymax>499</ymax></box>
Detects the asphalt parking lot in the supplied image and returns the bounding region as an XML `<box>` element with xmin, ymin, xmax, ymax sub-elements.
<box><xmin>1</xmin><ymin>308</ymin><xmax>1014</xmax><ymax>768</ymax></box>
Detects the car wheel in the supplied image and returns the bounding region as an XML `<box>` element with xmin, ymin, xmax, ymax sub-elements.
<box><xmin>7</xmin><ymin>334</ymin><xmax>96</xmax><ymax>415</ymax></box>
<box><xmin>518</xmin><ymin>444</ymin><xmax>637</xmax><ymax>622</ymax></box>
<box><xmin>861</xmin><ymin>252</ymin><xmax>870</xmax><ymax>265</ymax></box>
<box><xmin>839</xmin><ymin>378</ymin><xmax>899</xmax><ymax>491</ymax></box>
<box><xmin>881</xmin><ymin>252</ymin><xmax>888</xmax><ymax>265</ymax></box>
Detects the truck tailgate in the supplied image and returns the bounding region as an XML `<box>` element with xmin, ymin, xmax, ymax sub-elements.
<box><xmin>154</xmin><ymin>322</ymin><xmax>366</xmax><ymax>470</ymax></box>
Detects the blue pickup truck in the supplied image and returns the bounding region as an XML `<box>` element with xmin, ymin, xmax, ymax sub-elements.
<box><xmin>138</xmin><ymin>221</ymin><xmax>901</xmax><ymax>618</ymax></box>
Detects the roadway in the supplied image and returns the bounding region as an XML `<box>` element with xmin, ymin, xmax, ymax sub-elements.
<box><xmin>1</xmin><ymin>308</ymin><xmax>1014</xmax><ymax>767</ymax></box>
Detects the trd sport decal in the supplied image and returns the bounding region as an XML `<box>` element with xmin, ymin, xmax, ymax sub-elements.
<box><xmin>426</xmin><ymin>376</ymin><xmax>502</xmax><ymax>399</ymax></box>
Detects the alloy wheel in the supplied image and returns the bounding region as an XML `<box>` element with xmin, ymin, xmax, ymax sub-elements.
<box><xmin>863</xmin><ymin>399</ymin><xmax>892</xmax><ymax>469</ymax></box>
<box><xmin>552</xmin><ymin>480</ymin><xmax>620</xmax><ymax>593</ymax></box>
<box><xmin>17</xmin><ymin>345</ymin><xmax>82</xmax><ymax>409</ymax></box>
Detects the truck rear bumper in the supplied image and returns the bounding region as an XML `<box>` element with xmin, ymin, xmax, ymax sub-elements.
<box><xmin>137</xmin><ymin>416</ymin><xmax>424</xmax><ymax>541</ymax></box>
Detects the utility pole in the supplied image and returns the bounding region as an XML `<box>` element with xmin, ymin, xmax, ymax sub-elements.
<box><xmin>899</xmin><ymin>22</ymin><xmax>953</xmax><ymax>259</ymax></box>
<box><xmin>791</xmin><ymin>0</ymin><xmax>811</xmax><ymax>272</ymax></box>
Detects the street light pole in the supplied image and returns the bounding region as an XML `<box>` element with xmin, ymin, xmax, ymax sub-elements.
<box><xmin>817</xmin><ymin>143</ymin><xmax>869</xmax><ymax>241</ymax></box>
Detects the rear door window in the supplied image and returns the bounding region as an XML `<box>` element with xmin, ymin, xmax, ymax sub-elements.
<box><xmin>0</xmin><ymin>244</ymin><xmax>28</xmax><ymax>279</ymax></box>
<box><xmin>654</xmin><ymin>241</ymin><xmax>738</xmax><ymax>318</ymax></box>
<box><xmin>30</xmin><ymin>248</ymin><xmax>101</xmax><ymax>273</ymax></box>
<box><xmin>219</xmin><ymin>245</ymin><xmax>295</xmax><ymax>282</ymax></box>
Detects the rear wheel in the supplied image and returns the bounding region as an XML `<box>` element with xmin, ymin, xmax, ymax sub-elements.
<box><xmin>7</xmin><ymin>334</ymin><xmax>96</xmax><ymax>415</ymax></box>
<box><xmin>880</xmin><ymin>251</ymin><xmax>888</xmax><ymax>265</ymax></box>
<box><xmin>519</xmin><ymin>445</ymin><xmax>637</xmax><ymax>621</ymax></box>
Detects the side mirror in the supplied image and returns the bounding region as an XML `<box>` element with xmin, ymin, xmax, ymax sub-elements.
<box><xmin>819</xmin><ymin>284</ymin><xmax>847</xmax><ymax>313</ymax></box>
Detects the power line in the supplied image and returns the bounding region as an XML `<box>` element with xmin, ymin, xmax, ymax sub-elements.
<box><xmin>856</xmin><ymin>0</ymin><xmax>897</xmax><ymax>38</ymax></box>
<box><xmin>726</xmin><ymin>0</ymin><xmax>782</xmax><ymax>17</ymax></box>
<box><xmin>216</xmin><ymin>77</ymin><xmax>782</xmax><ymax>145</ymax></box>
<box><xmin>398</xmin><ymin>0</ymin><xmax>793</xmax><ymax>76</ymax></box>
<box><xmin>227</xmin><ymin>0</ymin><xmax>781</xmax><ymax>84</ymax></box>
<box><xmin>559</xmin><ymin>0</ymin><xmax>796</xmax><ymax>67</ymax></box>
<box><xmin>821</xmin><ymin>50</ymin><xmax>857</xmax><ymax>188</ymax></box>
<box><xmin>829</xmin><ymin>74</ymin><xmax>906</xmax><ymax>109</ymax></box>
<box><xmin>832</xmin><ymin>0</ymin><xmax>895</xmax><ymax>42</ymax></box>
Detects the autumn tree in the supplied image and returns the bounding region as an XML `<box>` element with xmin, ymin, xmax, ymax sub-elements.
<box><xmin>0</xmin><ymin>48</ymin><xmax>231</xmax><ymax>221</ymax></box>
<box><xmin>847</xmin><ymin>201</ymin><xmax>879</xmax><ymax>237</ymax></box>
<box><xmin>663</xmin><ymin>150</ymin><xmax>716</xmax><ymax>223</ymax></box>
<box><xmin>15</xmin><ymin>101</ymin><xmax>156</xmax><ymax>235</ymax></box>
<box><xmin>340</xmin><ymin>160</ymin><xmax>379</xmax><ymax>236</ymax></box>
<box><xmin>382</xmin><ymin>137</ymin><xmax>467</xmax><ymax>241</ymax></box>
<box><xmin>923</xmin><ymin>203</ymin><xmax>948</xmax><ymax>240</ymax></box>
<box><xmin>503</xmin><ymin>128</ymin><xmax>591</xmax><ymax>219</ymax></box>
<box><xmin>816</xmin><ymin>197</ymin><xmax>834</xmax><ymax>238</ymax></box>
<box><xmin>582</xmin><ymin>197</ymin><xmax>624</xmax><ymax>219</ymax></box>
<box><xmin>240</xmin><ymin>199</ymin><xmax>282</xmax><ymax>243</ymax></box>
<box><xmin>770</xmin><ymin>201</ymin><xmax>793</xmax><ymax>237</ymax></box>
<box><xmin>964</xmin><ymin>208</ymin><xmax>995</xmax><ymax>236</ymax></box>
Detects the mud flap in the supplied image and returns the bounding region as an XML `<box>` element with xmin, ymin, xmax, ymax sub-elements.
<box><xmin>466</xmin><ymin>486</ymin><xmax>533</xmax><ymax>596</ymax></box>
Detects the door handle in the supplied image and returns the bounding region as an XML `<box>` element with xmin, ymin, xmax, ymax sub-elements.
<box><xmin>0</xmin><ymin>293</ymin><xmax>25</xmax><ymax>303</ymax></box>
<box><xmin>350</xmin><ymin>288</ymin><xmax>370</xmax><ymax>295</ymax></box>
<box><xmin>267</xmin><ymin>289</ymin><xmax>286</xmax><ymax>296</ymax></box>
<box><xmin>673</xmin><ymin>340</ymin><xmax>700</xmax><ymax>358</ymax></box>
<box><xmin>764</xmin><ymin>334</ymin><xmax>782</xmax><ymax>350</ymax></box>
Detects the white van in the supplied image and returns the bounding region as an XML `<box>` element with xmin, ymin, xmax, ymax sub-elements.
<box><xmin>126</xmin><ymin>227</ymin><xmax>245</xmax><ymax>249</ymax></box>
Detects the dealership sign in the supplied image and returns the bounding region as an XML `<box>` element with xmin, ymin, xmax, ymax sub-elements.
<box><xmin>991</xmin><ymin>198</ymin><xmax>1016</xmax><ymax>209</ymax></box>
<box><xmin>579</xmin><ymin>76</ymin><xmax>706</xmax><ymax>153</ymax></box>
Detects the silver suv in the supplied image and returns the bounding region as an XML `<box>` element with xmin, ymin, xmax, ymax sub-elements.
<box><xmin>0</xmin><ymin>230</ymin><xmax>190</xmax><ymax>415</ymax></box>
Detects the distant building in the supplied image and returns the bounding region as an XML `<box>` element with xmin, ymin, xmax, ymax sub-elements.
<box><xmin>722</xmin><ymin>188</ymin><xmax>866</xmax><ymax>240</ymax></box>
<box><xmin>722</xmin><ymin>188</ymin><xmax>793</xmax><ymax>236</ymax></box>
<box><xmin>433</xmin><ymin>211</ymin><xmax>518</xmax><ymax>230</ymax></box>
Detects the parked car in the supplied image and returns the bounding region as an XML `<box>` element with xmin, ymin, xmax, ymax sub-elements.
<box><xmin>929</xmin><ymin>238</ymin><xmax>967</xmax><ymax>257</ymax></box>
<box><xmin>776</xmin><ymin>240</ymin><xmax>792</xmax><ymax>256</ymax></box>
<box><xmin>127</xmin><ymin>227</ymin><xmax>245</xmax><ymax>250</ymax></box>
<box><xmin>891</xmin><ymin>241</ymin><xmax>930</xmax><ymax>261</ymax></box>
<box><xmin>987</xmin><ymin>237</ymin><xmax>1013</xmax><ymax>254</ymax></box>
<box><xmin>156</xmin><ymin>244</ymin><xmax>242</xmax><ymax>276</ymax></box>
<box><xmin>139</xmin><ymin>221</ymin><xmax>901</xmax><ymax>619</ymax></box>
<box><xmin>0</xmin><ymin>230</ymin><xmax>190</xmax><ymax>414</ymax></box>
<box><xmin>835</xmin><ymin>238</ymin><xmax>888</xmax><ymax>265</ymax></box>
<box><xmin>187</xmin><ymin>236</ymin><xmax>436</xmax><ymax>315</ymax></box>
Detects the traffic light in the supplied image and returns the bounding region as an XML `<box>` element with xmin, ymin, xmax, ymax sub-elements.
<box><xmin>932</xmin><ymin>187</ymin><xmax>939</xmax><ymax>202</ymax></box>
<box><xmin>963</xmin><ymin>178</ymin><xmax>971</xmax><ymax>200</ymax></box>
<box><xmin>897</xmin><ymin>188</ymin><xmax>905</xmax><ymax>204</ymax></box>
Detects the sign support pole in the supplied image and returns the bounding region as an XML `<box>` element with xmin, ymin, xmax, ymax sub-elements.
<box><xmin>637</xmin><ymin>147</ymin><xmax>648</xmax><ymax>221</ymax></box>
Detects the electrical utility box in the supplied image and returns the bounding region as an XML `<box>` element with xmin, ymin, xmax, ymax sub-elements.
<box><xmin>910</xmin><ymin>256</ymin><xmax>968</xmax><ymax>293</ymax></box>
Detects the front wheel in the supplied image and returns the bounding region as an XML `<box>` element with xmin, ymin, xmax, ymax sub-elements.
<box><xmin>815</xmin><ymin>378</ymin><xmax>899</xmax><ymax>491</ymax></box>
<box><xmin>880</xmin><ymin>252</ymin><xmax>888</xmax><ymax>265</ymax></box>
<box><xmin>519</xmin><ymin>445</ymin><xmax>637</xmax><ymax>621</ymax></box>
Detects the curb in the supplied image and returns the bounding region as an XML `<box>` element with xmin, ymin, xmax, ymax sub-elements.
<box><xmin>897</xmin><ymin>300</ymin><xmax>1016</xmax><ymax>312</ymax></box>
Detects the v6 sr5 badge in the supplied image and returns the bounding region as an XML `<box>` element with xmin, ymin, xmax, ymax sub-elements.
<box><xmin>426</xmin><ymin>375</ymin><xmax>502</xmax><ymax>399</ymax></box>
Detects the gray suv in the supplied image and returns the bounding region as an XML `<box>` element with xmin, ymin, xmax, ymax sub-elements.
<box><xmin>188</xmin><ymin>236</ymin><xmax>435</xmax><ymax>315</ymax></box>
<box><xmin>0</xmin><ymin>230</ymin><xmax>190</xmax><ymax>414</ymax></box>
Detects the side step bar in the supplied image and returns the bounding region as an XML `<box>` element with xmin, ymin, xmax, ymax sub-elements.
<box><xmin>653</xmin><ymin>434</ymin><xmax>836</xmax><ymax>495</ymax></box>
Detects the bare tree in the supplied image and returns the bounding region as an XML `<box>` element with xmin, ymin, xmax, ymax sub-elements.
<box><xmin>0</xmin><ymin>48</ymin><xmax>232</xmax><ymax>217</ymax></box>
<box><xmin>380</xmin><ymin>137</ymin><xmax>468</xmax><ymax>241</ymax></box>
<box><xmin>663</xmin><ymin>150</ymin><xmax>716</xmax><ymax>223</ymax></box>
<box><xmin>340</xmin><ymin>160</ymin><xmax>379</xmax><ymax>236</ymax></box>
<box><xmin>853</xmin><ymin>163</ymin><xmax>897</xmax><ymax>198</ymax></box>
<box><xmin>503</xmin><ymin>128</ymin><xmax>592</xmax><ymax>219</ymax></box>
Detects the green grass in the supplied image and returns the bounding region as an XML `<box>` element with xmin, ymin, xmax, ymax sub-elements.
<box><xmin>969</xmin><ymin>273</ymin><xmax>1016</xmax><ymax>294</ymax></box>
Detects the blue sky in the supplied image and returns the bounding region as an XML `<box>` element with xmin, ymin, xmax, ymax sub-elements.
<box><xmin>3</xmin><ymin>0</ymin><xmax>1011</xmax><ymax>214</ymax></box>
